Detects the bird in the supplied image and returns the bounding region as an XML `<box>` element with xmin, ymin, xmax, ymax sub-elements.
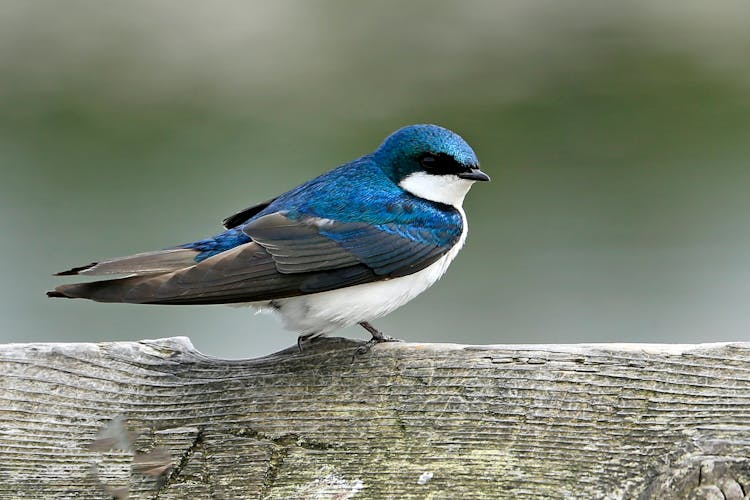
<box><xmin>48</xmin><ymin>124</ymin><xmax>489</xmax><ymax>354</ymax></box>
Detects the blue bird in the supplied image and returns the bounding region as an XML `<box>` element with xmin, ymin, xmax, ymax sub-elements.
<box><xmin>48</xmin><ymin>124</ymin><xmax>489</xmax><ymax>352</ymax></box>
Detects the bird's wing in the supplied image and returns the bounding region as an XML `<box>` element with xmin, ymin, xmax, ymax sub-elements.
<box><xmin>50</xmin><ymin>209</ymin><xmax>462</xmax><ymax>305</ymax></box>
<box><xmin>244</xmin><ymin>211</ymin><xmax>459</xmax><ymax>278</ymax></box>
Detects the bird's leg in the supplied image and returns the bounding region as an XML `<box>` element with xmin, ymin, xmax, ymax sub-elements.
<box><xmin>358</xmin><ymin>321</ymin><xmax>390</xmax><ymax>341</ymax></box>
<box><xmin>297</xmin><ymin>332</ymin><xmax>318</xmax><ymax>353</ymax></box>
<box><xmin>353</xmin><ymin>321</ymin><xmax>401</xmax><ymax>359</ymax></box>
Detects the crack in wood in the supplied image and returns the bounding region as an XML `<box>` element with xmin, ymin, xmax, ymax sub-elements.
<box><xmin>231</xmin><ymin>426</ymin><xmax>348</xmax><ymax>498</ymax></box>
<box><xmin>152</xmin><ymin>427</ymin><xmax>205</xmax><ymax>499</ymax></box>
<box><xmin>259</xmin><ymin>441</ymin><xmax>291</xmax><ymax>498</ymax></box>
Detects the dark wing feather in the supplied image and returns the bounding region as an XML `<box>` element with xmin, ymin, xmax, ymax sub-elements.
<box><xmin>222</xmin><ymin>197</ymin><xmax>277</xmax><ymax>229</ymax></box>
<box><xmin>146</xmin><ymin>242</ymin><xmax>377</xmax><ymax>303</ymax></box>
<box><xmin>244</xmin><ymin>213</ymin><xmax>363</xmax><ymax>273</ymax></box>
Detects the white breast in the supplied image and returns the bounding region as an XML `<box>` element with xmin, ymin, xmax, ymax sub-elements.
<box><xmin>263</xmin><ymin>207</ymin><xmax>468</xmax><ymax>336</ymax></box>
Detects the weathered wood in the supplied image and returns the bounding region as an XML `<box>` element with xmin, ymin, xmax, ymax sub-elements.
<box><xmin>1</xmin><ymin>337</ymin><xmax>749</xmax><ymax>499</ymax></box>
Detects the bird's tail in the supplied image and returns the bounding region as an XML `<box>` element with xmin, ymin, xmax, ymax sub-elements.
<box><xmin>48</xmin><ymin>248</ymin><xmax>200</xmax><ymax>303</ymax></box>
<box><xmin>53</xmin><ymin>248</ymin><xmax>199</xmax><ymax>277</ymax></box>
<box><xmin>47</xmin><ymin>275</ymin><xmax>158</xmax><ymax>303</ymax></box>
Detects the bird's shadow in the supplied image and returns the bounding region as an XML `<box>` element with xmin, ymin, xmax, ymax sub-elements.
<box><xmin>141</xmin><ymin>335</ymin><xmax>400</xmax><ymax>369</ymax></box>
<box><xmin>272</xmin><ymin>336</ymin><xmax>367</xmax><ymax>359</ymax></box>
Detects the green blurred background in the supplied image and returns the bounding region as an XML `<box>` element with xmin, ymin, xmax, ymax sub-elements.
<box><xmin>2</xmin><ymin>1</ymin><xmax>749</xmax><ymax>357</ymax></box>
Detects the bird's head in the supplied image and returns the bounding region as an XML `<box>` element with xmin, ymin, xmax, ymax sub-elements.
<box><xmin>373</xmin><ymin>124</ymin><xmax>489</xmax><ymax>208</ymax></box>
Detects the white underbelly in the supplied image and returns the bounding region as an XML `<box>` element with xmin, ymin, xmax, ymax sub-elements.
<box><xmin>254</xmin><ymin>209</ymin><xmax>468</xmax><ymax>335</ymax></box>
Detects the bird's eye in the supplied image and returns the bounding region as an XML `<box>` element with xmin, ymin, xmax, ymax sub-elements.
<box><xmin>419</xmin><ymin>154</ymin><xmax>438</xmax><ymax>169</ymax></box>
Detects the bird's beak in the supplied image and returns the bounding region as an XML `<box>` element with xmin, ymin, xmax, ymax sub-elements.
<box><xmin>458</xmin><ymin>168</ymin><xmax>491</xmax><ymax>182</ymax></box>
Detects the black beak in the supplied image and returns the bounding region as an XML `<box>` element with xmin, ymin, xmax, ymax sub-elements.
<box><xmin>458</xmin><ymin>168</ymin><xmax>490</xmax><ymax>182</ymax></box>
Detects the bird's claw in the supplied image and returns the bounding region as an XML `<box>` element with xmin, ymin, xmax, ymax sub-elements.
<box><xmin>351</xmin><ymin>334</ymin><xmax>401</xmax><ymax>361</ymax></box>
<box><xmin>297</xmin><ymin>333</ymin><xmax>321</xmax><ymax>353</ymax></box>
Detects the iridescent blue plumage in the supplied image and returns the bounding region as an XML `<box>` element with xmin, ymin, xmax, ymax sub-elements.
<box><xmin>183</xmin><ymin>228</ymin><xmax>251</xmax><ymax>261</ymax></box>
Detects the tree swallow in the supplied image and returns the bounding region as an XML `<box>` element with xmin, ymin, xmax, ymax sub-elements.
<box><xmin>48</xmin><ymin>124</ymin><xmax>489</xmax><ymax>352</ymax></box>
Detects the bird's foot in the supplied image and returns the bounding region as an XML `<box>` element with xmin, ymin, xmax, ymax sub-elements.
<box><xmin>352</xmin><ymin>321</ymin><xmax>402</xmax><ymax>360</ymax></box>
<box><xmin>297</xmin><ymin>333</ymin><xmax>322</xmax><ymax>353</ymax></box>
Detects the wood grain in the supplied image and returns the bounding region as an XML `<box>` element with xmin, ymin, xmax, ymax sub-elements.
<box><xmin>1</xmin><ymin>337</ymin><xmax>749</xmax><ymax>499</ymax></box>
